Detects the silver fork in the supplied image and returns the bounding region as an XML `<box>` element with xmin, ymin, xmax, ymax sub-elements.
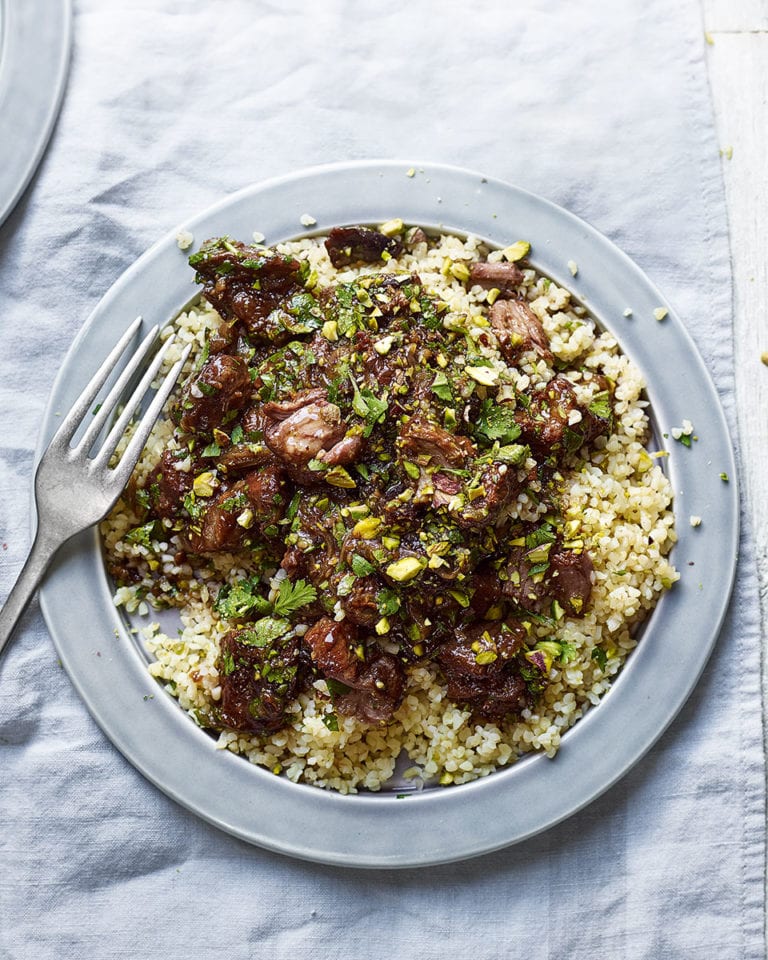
<box><xmin>0</xmin><ymin>317</ymin><xmax>191</xmax><ymax>659</ymax></box>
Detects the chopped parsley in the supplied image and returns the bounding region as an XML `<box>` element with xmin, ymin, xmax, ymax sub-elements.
<box><xmin>587</xmin><ymin>390</ymin><xmax>612</xmax><ymax>420</ymax></box>
<box><xmin>591</xmin><ymin>646</ymin><xmax>608</xmax><ymax>670</ymax></box>
<box><xmin>475</xmin><ymin>399</ymin><xmax>522</xmax><ymax>446</ymax></box>
<box><xmin>271</xmin><ymin>578</ymin><xmax>318</xmax><ymax>617</ymax></box>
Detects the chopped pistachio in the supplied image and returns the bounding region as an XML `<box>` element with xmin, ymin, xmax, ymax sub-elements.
<box><xmin>236</xmin><ymin>507</ymin><xmax>254</xmax><ymax>529</ymax></box>
<box><xmin>526</xmin><ymin>542</ymin><xmax>552</xmax><ymax>564</ymax></box>
<box><xmin>761</xmin><ymin>351</ymin><xmax>768</xmax><ymax>366</ymax></box>
<box><xmin>705</xmin><ymin>30</ymin><xmax>714</xmax><ymax>45</ymax></box>
<box><xmin>373</xmin><ymin>335</ymin><xmax>394</xmax><ymax>355</ymax></box>
<box><xmin>486</xmin><ymin>287</ymin><xmax>501</xmax><ymax>305</ymax></box>
<box><xmin>382</xmin><ymin>536</ymin><xmax>401</xmax><ymax>550</ymax></box>
<box><xmin>352</xmin><ymin>516</ymin><xmax>382</xmax><ymax>539</ymax></box>
<box><xmin>324</xmin><ymin>466</ymin><xmax>356</xmax><ymax>488</ymax></box>
<box><xmin>653</xmin><ymin>307</ymin><xmax>668</xmax><ymax>321</ymax></box>
<box><xmin>466</xmin><ymin>365</ymin><xmax>499</xmax><ymax>386</ymax></box>
<box><xmin>375</xmin><ymin>616</ymin><xmax>391</xmax><ymax>635</ymax></box>
<box><xmin>475</xmin><ymin>650</ymin><xmax>497</xmax><ymax>665</ymax></box>
<box><xmin>450</xmin><ymin>262</ymin><xmax>470</xmax><ymax>282</ymax></box>
<box><xmin>386</xmin><ymin>556</ymin><xmax>426</xmax><ymax>582</ymax></box>
<box><xmin>502</xmin><ymin>240</ymin><xmax>530</xmax><ymax>262</ymax></box>
<box><xmin>192</xmin><ymin>471</ymin><xmax>217</xmax><ymax>497</ymax></box>
<box><xmin>322</xmin><ymin>320</ymin><xmax>339</xmax><ymax>341</ymax></box>
<box><xmin>719</xmin><ymin>472</ymin><xmax>729</xmax><ymax>482</ymax></box>
<box><xmin>406</xmin><ymin>167</ymin><xmax>415</xmax><ymax>178</ymax></box>
<box><xmin>379</xmin><ymin>218</ymin><xmax>404</xmax><ymax>237</ymax></box>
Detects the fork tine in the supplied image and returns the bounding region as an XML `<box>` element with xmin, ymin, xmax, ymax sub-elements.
<box><xmin>107</xmin><ymin>345</ymin><xmax>192</xmax><ymax>487</ymax></box>
<box><xmin>74</xmin><ymin>323</ymin><xmax>162</xmax><ymax>456</ymax></box>
<box><xmin>90</xmin><ymin>334</ymin><xmax>181</xmax><ymax>471</ymax></box>
<box><xmin>49</xmin><ymin>316</ymin><xmax>144</xmax><ymax>450</ymax></box>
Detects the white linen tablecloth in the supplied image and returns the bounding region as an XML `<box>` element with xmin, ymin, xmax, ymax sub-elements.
<box><xmin>0</xmin><ymin>1</ymin><xmax>764</xmax><ymax>956</ymax></box>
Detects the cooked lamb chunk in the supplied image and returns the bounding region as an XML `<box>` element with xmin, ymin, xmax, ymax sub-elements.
<box><xmin>335</xmin><ymin>654</ymin><xmax>405</xmax><ymax>724</ymax></box>
<box><xmin>453</xmin><ymin>461</ymin><xmax>519</xmax><ymax>529</ymax></box>
<box><xmin>435</xmin><ymin>620</ymin><xmax>528</xmax><ymax>721</ymax></box>
<box><xmin>407</xmin><ymin>226</ymin><xmax>430</xmax><ymax>247</ymax></box>
<box><xmin>304</xmin><ymin>618</ymin><xmax>405</xmax><ymax>723</ymax></box>
<box><xmin>490</xmin><ymin>298</ymin><xmax>553</xmax><ymax>363</ymax></box>
<box><xmin>469</xmin><ymin>260</ymin><xmax>524</xmax><ymax>292</ymax></box>
<box><xmin>177</xmin><ymin>354</ymin><xmax>251</xmax><ymax>435</ymax></box>
<box><xmin>399</xmin><ymin>416</ymin><xmax>474</xmax><ymax>468</ymax></box>
<box><xmin>216</xmin><ymin>443</ymin><xmax>273</xmax><ymax>476</ymax></box>
<box><xmin>142</xmin><ymin>450</ymin><xmax>194</xmax><ymax>519</ymax></box>
<box><xmin>501</xmin><ymin>541</ymin><xmax>593</xmax><ymax>617</ymax></box>
<box><xmin>513</xmin><ymin>375</ymin><xmax>610</xmax><ymax>458</ymax></box>
<box><xmin>281</xmin><ymin>500</ymin><xmax>340</xmax><ymax>587</ymax></box>
<box><xmin>261</xmin><ymin>390</ymin><xmax>356</xmax><ymax>480</ymax></box>
<box><xmin>190</xmin><ymin>238</ymin><xmax>308</xmax><ymax>344</ymax></box>
<box><xmin>218</xmin><ymin>627</ymin><xmax>305</xmax><ymax>734</ymax></box>
<box><xmin>324</xmin><ymin>226</ymin><xmax>403</xmax><ymax>268</ymax></box>
<box><xmin>548</xmin><ymin>546</ymin><xmax>594</xmax><ymax>616</ymax></box>
<box><xmin>187</xmin><ymin>464</ymin><xmax>286</xmax><ymax>554</ymax></box>
<box><xmin>337</xmin><ymin>574</ymin><xmax>381</xmax><ymax>628</ymax></box>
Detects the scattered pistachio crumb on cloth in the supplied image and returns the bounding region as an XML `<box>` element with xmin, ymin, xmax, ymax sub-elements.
<box><xmin>654</xmin><ymin>307</ymin><xmax>668</xmax><ymax>321</ymax></box>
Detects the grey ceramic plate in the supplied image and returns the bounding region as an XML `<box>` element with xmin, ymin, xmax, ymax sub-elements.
<box><xmin>38</xmin><ymin>161</ymin><xmax>738</xmax><ymax>868</ymax></box>
<box><xmin>0</xmin><ymin>0</ymin><xmax>71</xmax><ymax>227</ymax></box>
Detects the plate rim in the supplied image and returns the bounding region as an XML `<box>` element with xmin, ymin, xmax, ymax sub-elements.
<box><xmin>0</xmin><ymin>0</ymin><xmax>72</xmax><ymax>227</ymax></box>
<box><xmin>37</xmin><ymin>159</ymin><xmax>739</xmax><ymax>868</ymax></box>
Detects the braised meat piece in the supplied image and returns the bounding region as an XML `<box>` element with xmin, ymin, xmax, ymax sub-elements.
<box><xmin>187</xmin><ymin>464</ymin><xmax>286</xmax><ymax>554</ymax></box>
<box><xmin>304</xmin><ymin>618</ymin><xmax>405</xmax><ymax>723</ymax></box>
<box><xmin>469</xmin><ymin>260</ymin><xmax>524</xmax><ymax>292</ymax></box>
<box><xmin>407</xmin><ymin>226</ymin><xmax>429</xmax><ymax>247</ymax></box>
<box><xmin>337</xmin><ymin>574</ymin><xmax>381</xmax><ymax>628</ymax></box>
<box><xmin>454</xmin><ymin>461</ymin><xmax>518</xmax><ymax>529</ymax></box>
<box><xmin>501</xmin><ymin>541</ymin><xmax>593</xmax><ymax>617</ymax></box>
<box><xmin>548</xmin><ymin>546</ymin><xmax>594</xmax><ymax>616</ymax></box>
<box><xmin>468</xmin><ymin>564</ymin><xmax>504</xmax><ymax>617</ymax></box>
<box><xmin>490</xmin><ymin>299</ymin><xmax>553</xmax><ymax>363</ymax></box>
<box><xmin>216</xmin><ymin>443</ymin><xmax>273</xmax><ymax>476</ymax></box>
<box><xmin>177</xmin><ymin>354</ymin><xmax>251</xmax><ymax>435</ymax></box>
<box><xmin>399</xmin><ymin>416</ymin><xmax>474</xmax><ymax>468</ymax></box>
<box><xmin>435</xmin><ymin>620</ymin><xmax>528</xmax><ymax>721</ymax></box>
<box><xmin>217</xmin><ymin>627</ymin><xmax>305</xmax><ymax>734</ymax></box>
<box><xmin>142</xmin><ymin>450</ymin><xmax>194</xmax><ymax>519</ymax></box>
<box><xmin>514</xmin><ymin>375</ymin><xmax>611</xmax><ymax>458</ymax></box>
<box><xmin>190</xmin><ymin>238</ymin><xmax>308</xmax><ymax>343</ymax></box>
<box><xmin>260</xmin><ymin>389</ymin><xmax>359</xmax><ymax>481</ymax></box>
<box><xmin>324</xmin><ymin>225</ymin><xmax>404</xmax><ymax>268</ymax></box>
<box><xmin>282</xmin><ymin>500</ymin><xmax>340</xmax><ymax>587</ymax></box>
<box><xmin>335</xmin><ymin>654</ymin><xmax>405</xmax><ymax>724</ymax></box>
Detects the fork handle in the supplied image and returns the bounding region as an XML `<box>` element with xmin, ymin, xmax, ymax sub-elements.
<box><xmin>0</xmin><ymin>528</ymin><xmax>61</xmax><ymax>661</ymax></box>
